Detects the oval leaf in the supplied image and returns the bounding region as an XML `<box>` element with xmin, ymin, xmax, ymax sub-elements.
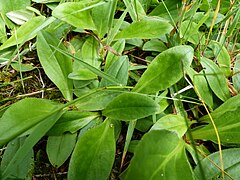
<box><xmin>103</xmin><ymin>92</ymin><xmax>160</xmax><ymax>121</ymax></box>
<box><xmin>133</xmin><ymin>45</ymin><xmax>194</xmax><ymax>94</ymax></box>
<box><xmin>192</xmin><ymin>94</ymin><xmax>240</xmax><ymax>144</ymax></box>
<box><xmin>0</xmin><ymin>16</ymin><xmax>46</xmax><ymax>50</ymax></box>
<box><xmin>48</xmin><ymin>111</ymin><xmax>99</xmax><ymax>135</ymax></box>
<box><xmin>47</xmin><ymin>133</ymin><xmax>76</xmax><ymax>167</ymax></box>
<box><xmin>121</xmin><ymin>130</ymin><xmax>194</xmax><ymax>179</ymax></box>
<box><xmin>0</xmin><ymin>98</ymin><xmax>59</xmax><ymax>147</ymax></box>
<box><xmin>208</xmin><ymin>41</ymin><xmax>231</xmax><ymax>77</ymax></box>
<box><xmin>194</xmin><ymin>148</ymin><xmax>240</xmax><ymax>179</ymax></box>
<box><xmin>187</xmin><ymin>68</ymin><xmax>213</xmax><ymax>109</ymax></box>
<box><xmin>52</xmin><ymin>1</ymin><xmax>102</xmax><ymax>29</ymax></box>
<box><xmin>151</xmin><ymin>114</ymin><xmax>188</xmax><ymax>137</ymax></box>
<box><xmin>115</xmin><ymin>17</ymin><xmax>172</xmax><ymax>40</ymax></box>
<box><xmin>201</xmin><ymin>57</ymin><xmax>230</xmax><ymax>101</ymax></box>
<box><xmin>37</xmin><ymin>31</ymin><xmax>73</xmax><ymax>101</ymax></box>
<box><xmin>68</xmin><ymin>119</ymin><xmax>115</xmax><ymax>180</ymax></box>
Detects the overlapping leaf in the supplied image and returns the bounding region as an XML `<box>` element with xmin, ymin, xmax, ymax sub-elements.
<box><xmin>37</xmin><ymin>30</ymin><xmax>73</xmax><ymax>101</ymax></box>
<box><xmin>121</xmin><ymin>130</ymin><xmax>194</xmax><ymax>179</ymax></box>
<box><xmin>103</xmin><ymin>92</ymin><xmax>160</xmax><ymax>121</ymax></box>
<box><xmin>133</xmin><ymin>45</ymin><xmax>194</xmax><ymax>94</ymax></box>
<box><xmin>68</xmin><ymin>119</ymin><xmax>115</xmax><ymax>180</ymax></box>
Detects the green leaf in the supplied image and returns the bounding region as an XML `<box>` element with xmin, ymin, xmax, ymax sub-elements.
<box><xmin>0</xmin><ymin>17</ymin><xmax>7</xmax><ymax>43</ymax></box>
<box><xmin>151</xmin><ymin>114</ymin><xmax>188</xmax><ymax>137</ymax></box>
<box><xmin>75</xmin><ymin>89</ymin><xmax>124</xmax><ymax>111</ymax></box>
<box><xmin>121</xmin><ymin>130</ymin><xmax>194</xmax><ymax>179</ymax></box>
<box><xmin>2</xmin><ymin>108</ymin><xmax>64</xmax><ymax>179</ymax></box>
<box><xmin>37</xmin><ymin>30</ymin><xmax>73</xmax><ymax>101</ymax></box>
<box><xmin>133</xmin><ymin>45</ymin><xmax>194</xmax><ymax>94</ymax></box>
<box><xmin>201</xmin><ymin>57</ymin><xmax>230</xmax><ymax>102</ymax></box>
<box><xmin>69</xmin><ymin>36</ymin><xmax>101</xmax><ymax>81</ymax></box>
<box><xmin>0</xmin><ymin>137</ymin><xmax>34</xmax><ymax>179</ymax></box>
<box><xmin>68</xmin><ymin>119</ymin><xmax>115</xmax><ymax>180</ymax></box>
<box><xmin>192</xmin><ymin>94</ymin><xmax>240</xmax><ymax>144</ymax></box>
<box><xmin>0</xmin><ymin>0</ymin><xmax>31</xmax><ymax>28</ymax></box>
<box><xmin>149</xmin><ymin>0</ymin><xmax>182</xmax><ymax>22</ymax></box>
<box><xmin>122</xmin><ymin>0</ymin><xmax>146</xmax><ymax>22</ymax></box>
<box><xmin>92</xmin><ymin>0</ymin><xmax>117</xmax><ymax>38</ymax></box>
<box><xmin>187</xmin><ymin>68</ymin><xmax>213</xmax><ymax>109</ymax></box>
<box><xmin>208</xmin><ymin>41</ymin><xmax>231</xmax><ymax>77</ymax></box>
<box><xmin>48</xmin><ymin>111</ymin><xmax>99</xmax><ymax>135</ymax></box>
<box><xmin>0</xmin><ymin>98</ymin><xmax>60</xmax><ymax>147</ymax></box>
<box><xmin>52</xmin><ymin>1</ymin><xmax>105</xmax><ymax>29</ymax></box>
<box><xmin>194</xmin><ymin>148</ymin><xmax>240</xmax><ymax>179</ymax></box>
<box><xmin>180</xmin><ymin>20</ymin><xmax>205</xmax><ymax>45</ymax></box>
<box><xmin>233</xmin><ymin>56</ymin><xmax>240</xmax><ymax>92</ymax></box>
<box><xmin>51</xmin><ymin>45</ymin><xmax>122</xmax><ymax>86</ymax></box>
<box><xmin>105</xmin><ymin>39</ymin><xmax>125</xmax><ymax>71</ymax></box>
<box><xmin>0</xmin><ymin>16</ymin><xmax>46</xmax><ymax>50</ymax></box>
<box><xmin>100</xmin><ymin>56</ymin><xmax>128</xmax><ymax>87</ymax></box>
<box><xmin>6</xmin><ymin>9</ymin><xmax>33</xmax><ymax>25</ymax></box>
<box><xmin>11</xmin><ymin>62</ymin><xmax>35</xmax><ymax>72</ymax></box>
<box><xmin>115</xmin><ymin>17</ymin><xmax>172</xmax><ymax>40</ymax></box>
<box><xmin>103</xmin><ymin>92</ymin><xmax>160</xmax><ymax>121</ymax></box>
<box><xmin>47</xmin><ymin>133</ymin><xmax>77</xmax><ymax>167</ymax></box>
<box><xmin>142</xmin><ymin>39</ymin><xmax>167</xmax><ymax>52</ymax></box>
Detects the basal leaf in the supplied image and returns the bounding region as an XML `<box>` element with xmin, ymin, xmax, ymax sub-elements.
<box><xmin>69</xmin><ymin>36</ymin><xmax>101</xmax><ymax>81</ymax></box>
<box><xmin>0</xmin><ymin>16</ymin><xmax>7</xmax><ymax>43</ymax></box>
<box><xmin>115</xmin><ymin>17</ymin><xmax>172</xmax><ymax>40</ymax></box>
<box><xmin>100</xmin><ymin>56</ymin><xmax>128</xmax><ymax>87</ymax></box>
<box><xmin>48</xmin><ymin>111</ymin><xmax>99</xmax><ymax>135</ymax></box>
<box><xmin>201</xmin><ymin>57</ymin><xmax>230</xmax><ymax>102</ymax></box>
<box><xmin>0</xmin><ymin>0</ymin><xmax>31</xmax><ymax>28</ymax></box>
<box><xmin>75</xmin><ymin>89</ymin><xmax>124</xmax><ymax>111</ymax></box>
<box><xmin>233</xmin><ymin>56</ymin><xmax>240</xmax><ymax>92</ymax></box>
<box><xmin>52</xmin><ymin>1</ymin><xmax>105</xmax><ymax>29</ymax></box>
<box><xmin>0</xmin><ymin>137</ymin><xmax>34</xmax><ymax>179</ymax></box>
<box><xmin>47</xmin><ymin>133</ymin><xmax>77</xmax><ymax>167</ymax></box>
<box><xmin>68</xmin><ymin>119</ymin><xmax>115</xmax><ymax>180</ymax></box>
<box><xmin>102</xmin><ymin>92</ymin><xmax>160</xmax><ymax>121</ymax></box>
<box><xmin>2</xmin><ymin>108</ymin><xmax>65</xmax><ymax>179</ymax></box>
<box><xmin>149</xmin><ymin>0</ymin><xmax>182</xmax><ymax>22</ymax></box>
<box><xmin>105</xmin><ymin>39</ymin><xmax>125</xmax><ymax>71</ymax></box>
<box><xmin>192</xmin><ymin>94</ymin><xmax>240</xmax><ymax>144</ymax></box>
<box><xmin>37</xmin><ymin>30</ymin><xmax>73</xmax><ymax>101</ymax></box>
<box><xmin>0</xmin><ymin>98</ymin><xmax>59</xmax><ymax>147</ymax></box>
<box><xmin>133</xmin><ymin>45</ymin><xmax>194</xmax><ymax>94</ymax></box>
<box><xmin>194</xmin><ymin>148</ymin><xmax>240</xmax><ymax>179</ymax></box>
<box><xmin>142</xmin><ymin>39</ymin><xmax>167</xmax><ymax>52</ymax></box>
<box><xmin>151</xmin><ymin>114</ymin><xmax>188</xmax><ymax>137</ymax></box>
<box><xmin>121</xmin><ymin>130</ymin><xmax>194</xmax><ymax>179</ymax></box>
<box><xmin>187</xmin><ymin>68</ymin><xmax>213</xmax><ymax>109</ymax></box>
<box><xmin>208</xmin><ymin>41</ymin><xmax>231</xmax><ymax>77</ymax></box>
<box><xmin>0</xmin><ymin>16</ymin><xmax>46</xmax><ymax>50</ymax></box>
<box><xmin>92</xmin><ymin>0</ymin><xmax>117</xmax><ymax>38</ymax></box>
